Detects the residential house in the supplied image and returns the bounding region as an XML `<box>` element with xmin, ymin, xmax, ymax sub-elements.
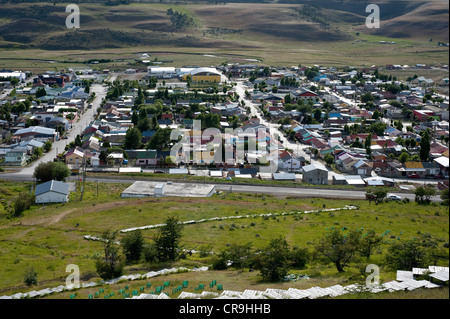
<box><xmin>4</xmin><ymin>150</ymin><xmax>27</xmax><ymax>166</ymax></box>
<box><xmin>35</xmin><ymin>180</ymin><xmax>70</xmax><ymax>204</ymax></box>
<box><xmin>278</xmin><ymin>150</ymin><xmax>305</xmax><ymax>171</ymax></box>
<box><xmin>379</xmin><ymin>160</ymin><xmax>406</xmax><ymax>178</ymax></box>
<box><xmin>422</xmin><ymin>161</ymin><xmax>441</xmax><ymax>177</ymax></box>
<box><xmin>373</xmin><ymin>152</ymin><xmax>387</xmax><ymax>162</ymax></box>
<box><xmin>404</xmin><ymin>161</ymin><xmax>426</xmax><ymax>177</ymax></box>
<box><xmin>107</xmin><ymin>152</ymin><xmax>124</xmax><ymax>165</ymax></box>
<box><xmin>413</xmin><ymin>110</ymin><xmax>434</xmax><ymax>122</ymax></box>
<box><xmin>302</xmin><ymin>163</ymin><xmax>328</xmax><ymax>185</ymax></box>
<box><xmin>289</xmin><ymin>88</ymin><xmax>319</xmax><ymax>101</ymax></box>
<box><xmin>353</xmin><ymin>159</ymin><xmax>372</xmax><ymax>176</ymax></box>
<box><xmin>430</xmin><ymin>142</ymin><xmax>449</xmax><ymax>158</ymax></box>
<box><xmin>65</xmin><ymin>148</ymin><xmax>85</xmax><ymax>165</ymax></box>
<box><xmin>433</xmin><ymin>156</ymin><xmax>449</xmax><ymax>177</ymax></box>
<box><xmin>131</xmin><ymin>149</ymin><xmax>158</xmax><ymax>166</ymax></box>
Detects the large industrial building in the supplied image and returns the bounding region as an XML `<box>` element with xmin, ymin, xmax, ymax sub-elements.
<box><xmin>147</xmin><ymin>66</ymin><xmax>223</xmax><ymax>83</ymax></box>
<box><xmin>121</xmin><ymin>181</ymin><xmax>216</xmax><ymax>198</ymax></box>
<box><xmin>181</xmin><ymin>67</ymin><xmax>223</xmax><ymax>83</ymax></box>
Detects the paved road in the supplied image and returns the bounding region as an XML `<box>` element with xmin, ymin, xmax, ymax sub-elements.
<box><xmin>234</xmin><ymin>81</ymin><xmax>338</xmax><ymax>180</ymax></box>
<box><xmin>6</xmin><ymin>77</ymin><xmax>112</xmax><ymax>180</ymax></box>
<box><xmin>78</xmin><ymin>177</ymin><xmax>442</xmax><ymax>202</ymax></box>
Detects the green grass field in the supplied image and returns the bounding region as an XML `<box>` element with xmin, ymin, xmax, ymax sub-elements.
<box><xmin>0</xmin><ymin>180</ymin><xmax>448</xmax><ymax>299</ymax></box>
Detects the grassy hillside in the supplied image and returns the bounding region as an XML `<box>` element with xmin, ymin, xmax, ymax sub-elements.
<box><xmin>0</xmin><ymin>180</ymin><xmax>448</xmax><ymax>298</ymax></box>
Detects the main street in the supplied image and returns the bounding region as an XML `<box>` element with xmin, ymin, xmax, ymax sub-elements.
<box><xmin>6</xmin><ymin>75</ymin><xmax>115</xmax><ymax>180</ymax></box>
<box><xmin>234</xmin><ymin>80</ymin><xmax>338</xmax><ymax>180</ymax></box>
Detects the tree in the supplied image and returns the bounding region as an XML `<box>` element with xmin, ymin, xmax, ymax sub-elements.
<box><xmin>12</xmin><ymin>193</ymin><xmax>35</xmax><ymax>217</ymax></box>
<box><xmin>290</xmin><ymin>246</ymin><xmax>310</xmax><ymax>269</ymax></box>
<box><xmin>252</xmin><ymin>237</ymin><xmax>292</xmax><ymax>282</ymax></box>
<box><xmin>324</xmin><ymin>154</ymin><xmax>334</xmax><ymax>166</ymax></box>
<box><xmin>35</xmin><ymin>87</ymin><xmax>47</xmax><ymax>98</ymax></box>
<box><xmin>373</xmin><ymin>189</ymin><xmax>387</xmax><ymax>204</ymax></box>
<box><xmin>350</xmin><ymin>137</ymin><xmax>363</xmax><ymax>148</ymax></box>
<box><xmin>221</xmin><ymin>242</ymin><xmax>253</xmax><ymax>269</ymax></box>
<box><xmin>359</xmin><ymin>229</ymin><xmax>383</xmax><ymax>259</ymax></box>
<box><xmin>33</xmin><ymin>161</ymin><xmax>70</xmax><ymax>183</ymax></box>
<box><xmin>123</xmin><ymin>127</ymin><xmax>142</xmax><ymax>150</ymax></box>
<box><xmin>154</xmin><ymin>216</ymin><xmax>183</xmax><ymax>262</ymax></box>
<box><xmin>313</xmin><ymin>108</ymin><xmax>322</xmax><ymax>122</ymax></box>
<box><xmin>419</xmin><ymin>129</ymin><xmax>431</xmax><ymax>161</ymax></box>
<box><xmin>95</xmin><ymin>230</ymin><xmax>124</xmax><ymax>280</ymax></box>
<box><xmin>134</xmin><ymin>87</ymin><xmax>145</xmax><ymax>109</ymax></box>
<box><xmin>361</xmin><ymin>92</ymin><xmax>374</xmax><ymax>103</ymax></box>
<box><xmin>314</xmin><ymin>228</ymin><xmax>361</xmax><ymax>272</ymax></box>
<box><xmin>131</xmin><ymin>111</ymin><xmax>139</xmax><ymax>126</ymax></box>
<box><xmin>398</xmin><ymin>152</ymin><xmax>409</xmax><ymax>163</ymax></box>
<box><xmin>146</xmin><ymin>127</ymin><xmax>172</xmax><ymax>150</ymax></box>
<box><xmin>384</xmin><ymin>237</ymin><xmax>431</xmax><ymax>270</ymax></box>
<box><xmin>414</xmin><ymin>186</ymin><xmax>436</xmax><ymax>204</ymax></box>
<box><xmin>43</xmin><ymin>141</ymin><xmax>52</xmax><ymax>153</ymax></box>
<box><xmin>121</xmin><ymin>229</ymin><xmax>145</xmax><ymax>264</ymax></box>
<box><xmin>441</xmin><ymin>188</ymin><xmax>449</xmax><ymax>206</ymax></box>
<box><xmin>365</xmin><ymin>134</ymin><xmax>372</xmax><ymax>158</ymax></box>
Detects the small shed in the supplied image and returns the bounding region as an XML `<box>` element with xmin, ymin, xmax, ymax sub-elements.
<box><xmin>35</xmin><ymin>180</ymin><xmax>69</xmax><ymax>204</ymax></box>
<box><xmin>154</xmin><ymin>183</ymin><xmax>165</xmax><ymax>197</ymax></box>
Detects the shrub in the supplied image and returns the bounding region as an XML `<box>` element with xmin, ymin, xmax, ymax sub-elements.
<box><xmin>24</xmin><ymin>267</ymin><xmax>38</xmax><ymax>286</ymax></box>
<box><xmin>12</xmin><ymin>193</ymin><xmax>35</xmax><ymax>217</ymax></box>
<box><xmin>290</xmin><ymin>246</ymin><xmax>310</xmax><ymax>269</ymax></box>
<box><xmin>142</xmin><ymin>243</ymin><xmax>157</xmax><ymax>263</ymax></box>
<box><xmin>121</xmin><ymin>230</ymin><xmax>145</xmax><ymax>264</ymax></box>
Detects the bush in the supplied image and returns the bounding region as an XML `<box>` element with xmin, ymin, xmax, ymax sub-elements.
<box><xmin>142</xmin><ymin>243</ymin><xmax>158</xmax><ymax>263</ymax></box>
<box><xmin>121</xmin><ymin>230</ymin><xmax>145</xmax><ymax>264</ymax></box>
<box><xmin>24</xmin><ymin>267</ymin><xmax>38</xmax><ymax>286</ymax></box>
<box><xmin>252</xmin><ymin>237</ymin><xmax>291</xmax><ymax>282</ymax></box>
<box><xmin>12</xmin><ymin>193</ymin><xmax>35</xmax><ymax>217</ymax></box>
<box><xmin>211</xmin><ymin>250</ymin><xmax>229</xmax><ymax>270</ymax></box>
<box><xmin>415</xmin><ymin>186</ymin><xmax>436</xmax><ymax>204</ymax></box>
<box><xmin>290</xmin><ymin>246</ymin><xmax>310</xmax><ymax>269</ymax></box>
<box><xmin>95</xmin><ymin>230</ymin><xmax>124</xmax><ymax>280</ymax></box>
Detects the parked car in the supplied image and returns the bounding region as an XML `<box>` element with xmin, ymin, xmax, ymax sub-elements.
<box><xmin>387</xmin><ymin>194</ymin><xmax>402</xmax><ymax>201</ymax></box>
<box><xmin>408</xmin><ymin>174</ymin><xmax>420</xmax><ymax>178</ymax></box>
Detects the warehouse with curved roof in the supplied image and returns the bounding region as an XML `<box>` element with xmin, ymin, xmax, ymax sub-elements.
<box><xmin>181</xmin><ymin>67</ymin><xmax>223</xmax><ymax>83</ymax></box>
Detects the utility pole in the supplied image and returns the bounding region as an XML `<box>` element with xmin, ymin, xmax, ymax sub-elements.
<box><xmin>81</xmin><ymin>152</ymin><xmax>87</xmax><ymax>201</ymax></box>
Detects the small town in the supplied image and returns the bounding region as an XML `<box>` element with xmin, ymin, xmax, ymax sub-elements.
<box><xmin>1</xmin><ymin>61</ymin><xmax>448</xmax><ymax>192</ymax></box>
<box><xmin>0</xmin><ymin>0</ymin><xmax>449</xmax><ymax>308</ymax></box>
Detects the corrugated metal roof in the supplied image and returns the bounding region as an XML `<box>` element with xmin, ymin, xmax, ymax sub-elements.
<box><xmin>35</xmin><ymin>180</ymin><xmax>69</xmax><ymax>196</ymax></box>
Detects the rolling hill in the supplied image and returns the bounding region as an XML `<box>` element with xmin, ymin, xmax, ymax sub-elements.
<box><xmin>0</xmin><ymin>1</ymin><xmax>448</xmax><ymax>49</ymax></box>
<box><xmin>0</xmin><ymin>1</ymin><xmax>447</xmax><ymax>68</ymax></box>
